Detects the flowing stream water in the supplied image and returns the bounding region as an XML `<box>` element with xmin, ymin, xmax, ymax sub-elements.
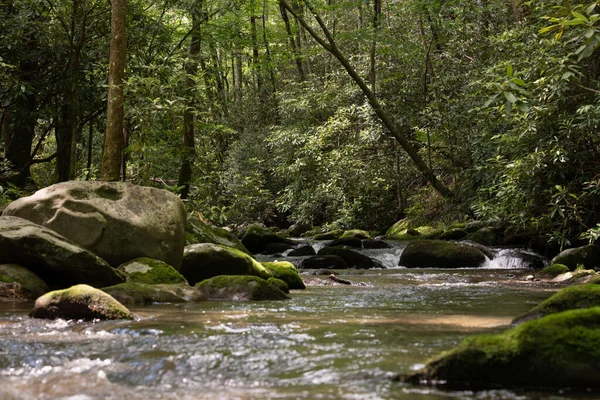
<box><xmin>0</xmin><ymin>242</ymin><xmax>596</xmax><ymax>399</ymax></box>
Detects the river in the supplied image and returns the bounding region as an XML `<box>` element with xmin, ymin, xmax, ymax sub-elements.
<box><xmin>0</xmin><ymin>243</ymin><xmax>595</xmax><ymax>399</ymax></box>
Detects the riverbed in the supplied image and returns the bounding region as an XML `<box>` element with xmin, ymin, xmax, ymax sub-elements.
<box><xmin>1</xmin><ymin>265</ymin><xmax>595</xmax><ymax>400</ymax></box>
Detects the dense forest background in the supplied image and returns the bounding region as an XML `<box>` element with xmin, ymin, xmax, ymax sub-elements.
<box><xmin>1</xmin><ymin>0</ymin><xmax>600</xmax><ymax>247</ymax></box>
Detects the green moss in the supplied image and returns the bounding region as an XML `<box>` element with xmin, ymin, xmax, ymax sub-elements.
<box><xmin>386</xmin><ymin>219</ymin><xmax>410</xmax><ymax>236</ymax></box>
<box><xmin>439</xmin><ymin>228</ymin><xmax>468</xmax><ymax>240</ymax></box>
<box><xmin>262</xmin><ymin>261</ymin><xmax>305</xmax><ymax>290</ymax></box>
<box><xmin>313</xmin><ymin>229</ymin><xmax>344</xmax><ymax>240</ymax></box>
<box><xmin>536</xmin><ymin>264</ymin><xmax>570</xmax><ymax>279</ymax></box>
<box><xmin>195</xmin><ymin>275</ymin><xmax>290</xmax><ymax>301</ymax></box>
<box><xmin>186</xmin><ymin>216</ymin><xmax>250</xmax><ymax>254</ymax></box>
<box><xmin>0</xmin><ymin>274</ymin><xmax>14</xmax><ymax>283</ymax></box>
<box><xmin>339</xmin><ymin>229</ymin><xmax>370</xmax><ymax>239</ymax></box>
<box><xmin>468</xmin><ymin>227</ymin><xmax>499</xmax><ymax>246</ymax></box>
<box><xmin>267</xmin><ymin>277</ymin><xmax>289</xmax><ymax>293</ymax></box>
<box><xmin>120</xmin><ymin>257</ymin><xmax>187</xmax><ymax>285</ymax></box>
<box><xmin>241</xmin><ymin>225</ymin><xmax>294</xmax><ymax>253</ymax></box>
<box><xmin>31</xmin><ymin>284</ymin><xmax>134</xmax><ymax>320</ymax></box>
<box><xmin>409</xmin><ymin>307</ymin><xmax>600</xmax><ymax>389</ymax></box>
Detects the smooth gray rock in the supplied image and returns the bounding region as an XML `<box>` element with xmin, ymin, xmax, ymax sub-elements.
<box><xmin>0</xmin><ymin>216</ymin><xmax>124</xmax><ymax>288</ymax></box>
<box><xmin>3</xmin><ymin>181</ymin><xmax>186</xmax><ymax>269</ymax></box>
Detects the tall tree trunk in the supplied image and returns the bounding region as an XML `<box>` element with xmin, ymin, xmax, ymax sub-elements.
<box><xmin>281</xmin><ymin>0</ymin><xmax>452</xmax><ymax>198</ymax></box>
<box><xmin>178</xmin><ymin>1</ymin><xmax>202</xmax><ymax>200</ymax></box>
<box><xmin>86</xmin><ymin>119</ymin><xmax>94</xmax><ymax>180</ymax></box>
<box><xmin>279</xmin><ymin>1</ymin><xmax>305</xmax><ymax>81</ymax></box>
<box><xmin>101</xmin><ymin>0</ymin><xmax>127</xmax><ymax>182</ymax></box>
<box><xmin>369</xmin><ymin>0</ymin><xmax>381</xmax><ymax>93</ymax></box>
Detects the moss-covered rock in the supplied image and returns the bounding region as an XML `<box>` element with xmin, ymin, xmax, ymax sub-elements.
<box><xmin>327</xmin><ymin>238</ymin><xmax>363</xmax><ymax>248</ymax></box>
<box><xmin>439</xmin><ymin>228</ymin><xmax>468</xmax><ymax>241</ymax></box>
<box><xmin>386</xmin><ymin>219</ymin><xmax>410</xmax><ymax>237</ymax></box>
<box><xmin>299</xmin><ymin>255</ymin><xmax>347</xmax><ymax>270</ymax></box>
<box><xmin>551</xmin><ymin>244</ymin><xmax>600</xmax><ymax>271</ymax></box>
<box><xmin>181</xmin><ymin>243</ymin><xmax>271</xmax><ymax>285</ymax></box>
<box><xmin>195</xmin><ymin>275</ymin><xmax>290</xmax><ymax>301</ymax></box>
<box><xmin>0</xmin><ymin>264</ymin><xmax>49</xmax><ymax>299</ymax></box>
<box><xmin>407</xmin><ymin>307</ymin><xmax>600</xmax><ymax>389</ymax></box>
<box><xmin>186</xmin><ymin>216</ymin><xmax>250</xmax><ymax>254</ymax></box>
<box><xmin>339</xmin><ymin>230</ymin><xmax>370</xmax><ymax>240</ymax></box>
<box><xmin>102</xmin><ymin>282</ymin><xmax>205</xmax><ymax>305</ymax></box>
<box><xmin>313</xmin><ymin>229</ymin><xmax>344</xmax><ymax>240</ymax></box>
<box><xmin>118</xmin><ymin>258</ymin><xmax>187</xmax><ymax>285</ymax></box>
<box><xmin>467</xmin><ymin>227</ymin><xmax>500</xmax><ymax>246</ymax></box>
<box><xmin>362</xmin><ymin>239</ymin><xmax>392</xmax><ymax>249</ymax></box>
<box><xmin>418</xmin><ymin>229</ymin><xmax>444</xmax><ymax>240</ymax></box>
<box><xmin>288</xmin><ymin>222</ymin><xmax>312</xmax><ymax>237</ymax></box>
<box><xmin>399</xmin><ymin>240</ymin><xmax>486</xmax><ymax>268</ymax></box>
<box><xmin>31</xmin><ymin>284</ymin><xmax>133</xmax><ymax>320</ymax></box>
<box><xmin>268</xmin><ymin>277</ymin><xmax>290</xmax><ymax>293</ymax></box>
<box><xmin>536</xmin><ymin>263</ymin><xmax>569</xmax><ymax>279</ymax></box>
<box><xmin>262</xmin><ymin>261</ymin><xmax>305</xmax><ymax>290</ymax></box>
<box><xmin>241</xmin><ymin>225</ymin><xmax>295</xmax><ymax>254</ymax></box>
<box><xmin>318</xmin><ymin>246</ymin><xmax>385</xmax><ymax>269</ymax></box>
<box><xmin>263</xmin><ymin>242</ymin><xmax>295</xmax><ymax>254</ymax></box>
<box><xmin>512</xmin><ymin>284</ymin><xmax>600</xmax><ymax>325</ymax></box>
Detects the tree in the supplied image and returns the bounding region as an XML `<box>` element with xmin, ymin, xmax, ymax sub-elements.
<box><xmin>101</xmin><ymin>0</ymin><xmax>126</xmax><ymax>182</ymax></box>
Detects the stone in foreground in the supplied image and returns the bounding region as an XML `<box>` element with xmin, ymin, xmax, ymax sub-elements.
<box><xmin>0</xmin><ymin>216</ymin><xmax>124</xmax><ymax>288</ymax></box>
<box><xmin>118</xmin><ymin>258</ymin><xmax>187</xmax><ymax>285</ymax></box>
<box><xmin>262</xmin><ymin>261</ymin><xmax>305</xmax><ymax>289</ymax></box>
<box><xmin>31</xmin><ymin>284</ymin><xmax>134</xmax><ymax>320</ymax></box>
<box><xmin>3</xmin><ymin>181</ymin><xmax>187</xmax><ymax>269</ymax></box>
<box><xmin>399</xmin><ymin>240</ymin><xmax>486</xmax><ymax>268</ymax></box>
<box><xmin>195</xmin><ymin>275</ymin><xmax>290</xmax><ymax>301</ymax></box>
<box><xmin>407</xmin><ymin>307</ymin><xmax>600</xmax><ymax>389</ymax></box>
<box><xmin>512</xmin><ymin>284</ymin><xmax>600</xmax><ymax>325</ymax></box>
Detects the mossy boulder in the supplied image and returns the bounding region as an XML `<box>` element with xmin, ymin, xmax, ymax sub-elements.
<box><xmin>118</xmin><ymin>257</ymin><xmax>187</xmax><ymax>285</ymax></box>
<box><xmin>512</xmin><ymin>284</ymin><xmax>600</xmax><ymax>325</ymax></box>
<box><xmin>102</xmin><ymin>282</ymin><xmax>205</xmax><ymax>305</ymax></box>
<box><xmin>181</xmin><ymin>243</ymin><xmax>271</xmax><ymax>285</ymax></box>
<box><xmin>386</xmin><ymin>219</ymin><xmax>410</xmax><ymax>237</ymax></box>
<box><xmin>317</xmin><ymin>246</ymin><xmax>385</xmax><ymax>269</ymax></box>
<box><xmin>299</xmin><ymin>255</ymin><xmax>347</xmax><ymax>270</ymax></box>
<box><xmin>263</xmin><ymin>242</ymin><xmax>295</xmax><ymax>254</ymax></box>
<box><xmin>327</xmin><ymin>238</ymin><xmax>363</xmax><ymax>249</ymax></box>
<box><xmin>407</xmin><ymin>307</ymin><xmax>600</xmax><ymax>389</ymax></box>
<box><xmin>262</xmin><ymin>261</ymin><xmax>305</xmax><ymax>290</ymax></box>
<box><xmin>0</xmin><ymin>264</ymin><xmax>49</xmax><ymax>299</ymax></box>
<box><xmin>362</xmin><ymin>239</ymin><xmax>392</xmax><ymax>249</ymax></box>
<box><xmin>468</xmin><ymin>227</ymin><xmax>500</xmax><ymax>246</ymax></box>
<box><xmin>288</xmin><ymin>222</ymin><xmax>312</xmax><ymax>237</ymax></box>
<box><xmin>186</xmin><ymin>216</ymin><xmax>249</xmax><ymax>254</ymax></box>
<box><xmin>551</xmin><ymin>244</ymin><xmax>600</xmax><ymax>271</ymax></box>
<box><xmin>195</xmin><ymin>275</ymin><xmax>290</xmax><ymax>301</ymax></box>
<box><xmin>439</xmin><ymin>228</ymin><xmax>468</xmax><ymax>241</ymax></box>
<box><xmin>241</xmin><ymin>225</ymin><xmax>295</xmax><ymax>254</ymax></box>
<box><xmin>339</xmin><ymin>229</ymin><xmax>370</xmax><ymax>240</ymax></box>
<box><xmin>0</xmin><ymin>216</ymin><xmax>124</xmax><ymax>288</ymax></box>
<box><xmin>313</xmin><ymin>229</ymin><xmax>344</xmax><ymax>240</ymax></box>
<box><xmin>268</xmin><ymin>277</ymin><xmax>290</xmax><ymax>293</ymax></box>
<box><xmin>30</xmin><ymin>284</ymin><xmax>133</xmax><ymax>320</ymax></box>
<box><xmin>399</xmin><ymin>240</ymin><xmax>486</xmax><ymax>268</ymax></box>
<box><xmin>288</xmin><ymin>245</ymin><xmax>316</xmax><ymax>257</ymax></box>
<box><xmin>536</xmin><ymin>264</ymin><xmax>569</xmax><ymax>279</ymax></box>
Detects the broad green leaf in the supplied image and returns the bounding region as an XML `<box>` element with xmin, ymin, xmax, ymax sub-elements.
<box><xmin>511</xmin><ymin>78</ymin><xmax>526</xmax><ymax>87</ymax></box>
<box><xmin>586</xmin><ymin>2</ymin><xmax>597</xmax><ymax>15</ymax></box>
<box><xmin>572</xmin><ymin>11</ymin><xmax>588</xmax><ymax>21</ymax></box>
<box><xmin>503</xmin><ymin>91</ymin><xmax>518</xmax><ymax>103</ymax></box>
<box><xmin>517</xmin><ymin>102</ymin><xmax>530</xmax><ymax>112</ymax></box>
<box><xmin>539</xmin><ymin>25</ymin><xmax>557</xmax><ymax>34</ymax></box>
<box><xmin>507</xmin><ymin>64</ymin><xmax>513</xmax><ymax>77</ymax></box>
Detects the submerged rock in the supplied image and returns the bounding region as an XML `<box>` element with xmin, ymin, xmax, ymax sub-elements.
<box><xmin>102</xmin><ymin>282</ymin><xmax>205</xmax><ymax>305</ymax></box>
<box><xmin>407</xmin><ymin>307</ymin><xmax>600</xmax><ymax>389</ymax></box>
<box><xmin>512</xmin><ymin>284</ymin><xmax>600</xmax><ymax>325</ymax></box>
<box><xmin>0</xmin><ymin>264</ymin><xmax>49</xmax><ymax>299</ymax></box>
<box><xmin>118</xmin><ymin>258</ymin><xmax>187</xmax><ymax>285</ymax></box>
<box><xmin>399</xmin><ymin>240</ymin><xmax>486</xmax><ymax>268</ymax></box>
<box><xmin>318</xmin><ymin>246</ymin><xmax>385</xmax><ymax>269</ymax></box>
<box><xmin>0</xmin><ymin>216</ymin><xmax>124</xmax><ymax>288</ymax></box>
<box><xmin>31</xmin><ymin>284</ymin><xmax>134</xmax><ymax>320</ymax></box>
<box><xmin>551</xmin><ymin>244</ymin><xmax>600</xmax><ymax>271</ymax></box>
<box><xmin>241</xmin><ymin>225</ymin><xmax>294</xmax><ymax>254</ymax></box>
<box><xmin>195</xmin><ymin>275</ymin><xmax>290</xmax><ymax>301</ymax></box>
<box><xmin>2</xmin><ymin>181</ymin><xmax>187</xmax><ymax>269</ymax></box>
<box><xmin>181</xmin><ymin>243</ymin><xmax>271</xmax><ymax>285</ymax></box>
<box><xmin>262</xmin><ymin>261</ymin><xmax>305</xmax><ymax>289</ymax></box>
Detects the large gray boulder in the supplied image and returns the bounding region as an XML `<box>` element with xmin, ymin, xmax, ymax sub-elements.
<box><xmin>2</xmin><ymin>181</ymin><xmax>187</xmax><ymax>269</ymax></box>
<box><xmin>551</xmin><ymin>244</ymin><xmax>600</xmax><ymax>271</ymax></box>
<box><xmin>0</xmin><ymin>216</ymin><xmax>124</xmax><ymax>288</ymax></box>
<box><xmin>399</xmin><ymin>239</ymin><xmax>486</xmax><ymax>268</ymax></box>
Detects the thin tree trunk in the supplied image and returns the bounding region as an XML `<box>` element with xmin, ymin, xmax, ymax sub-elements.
<box><xmin>86</xmin><ymin>119</ymin><xmax>93</xmax><ymax>180</ymax></box>
<box><xmin>101</xmin><ymin>0</ymin><xmax>126</xmax><ymax>182</ymax></box>
<box><xmin>178</xmin><ymin>1</ymin><xmax>202</xmax><ymax>199</ymax></box>
<box><xmin>369</xmin><ymin>0</ymin><xmax>381</xmax><ymax>93</ymax></box>
<box><xmin>279</xmin><ymin>1</ymin><xmax>305</xmax><ymax>81</ymax></box>
<box><xmin>280</xmin><ymin>0</ymin><xmax>452</xmax><ymax>198</ymax></box>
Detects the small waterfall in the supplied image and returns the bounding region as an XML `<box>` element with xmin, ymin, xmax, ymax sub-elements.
<box><xmin>482</xmin><ymin>248</ymin><xmax>548</xmax><ymax>269</ymax></box>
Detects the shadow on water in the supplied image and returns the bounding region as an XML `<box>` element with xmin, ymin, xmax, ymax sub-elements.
<box><xmin>0</xmin><ymin>267</ymin><xmax>594</xmax><ymax>399</ymax></box>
